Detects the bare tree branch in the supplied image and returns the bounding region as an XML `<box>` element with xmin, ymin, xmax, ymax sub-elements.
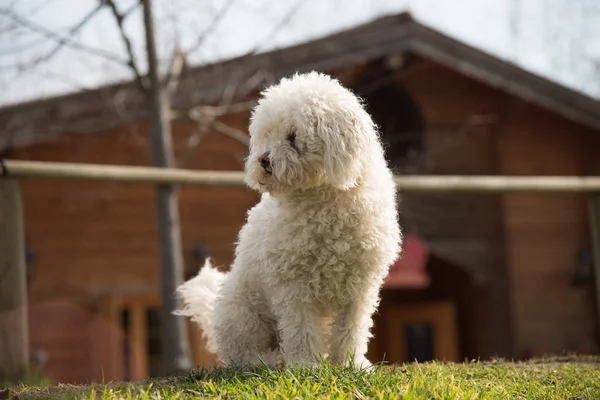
<box><xmin>178</xmin><ymin>0</ymin><xmax>303</xmax><ymax>153</ymax></box>
<box><xmin>186</xmin><ymin>126</ymin><xmax>208</xmax><ymax>148</ymax></box>
<box><xmin>178</xmin><ymin>109</ymin><xmax>249</xmax><ymax>168</ymax></box>
<box><xmin>200</xmin><ymin>100</ymin><xmax>256</xmax><ymax>117</ymax></box>
<box><xmin>185</xmin><ymin>0</ymin><xmax>238</xmax><ymax>55</ymax></box>
<box><xmin>179</xmin><ymin>125</ymin><xmax>209</xmax><ymax>167</ymax></box>
<box><xmin>177</xmin><ymin>66</ymin><xmax>272</xmax><ymax>159</ymax></box>
<box><xmin>1</xmin><ymin>0</ymin><xmax>301</xmax><ymax>167</ymax></box>
<box><xmin>241</xmin><ymin>0</ymin><xmax>305</xmax><ymax>57</ymax></box>
<box><xmin>209</xmin><ymin>119</ymin><xmax>250</xmax><ymax>146</ymax></box>
<box><xmin>0</xmin><ymin>0</ymin><xmax>25</xmax><ymax>34</ymax></box>
<box><xmin>1</xmin><ymin>35</ymin><xmax>54</xmax><ymax>56</ymax></box>
<box><xmin>0</xmin><ymin>6</ymin><xmax>128</xmax><ymax>70</ymax></box>
<box><xmin>102</xmin><ymin>0</ymin><xmax>148</xmax><ymax>92</ymax></box>
<box><xmin>183</xmin><ymin>109</ymin><xmax>250</xmax><ymax>146</ymax></box>
<box><xmin>219</xmin><ymin>71</ymin><xmax>246</xmax><ymax>107</ymax></box>
<box><xmin>0</xmin><ymin>0</ymin><xmax>66</xmax><ymax>54</ymax></box>
<box><xmin>120</xmin><ymin>2</ymin><xmax>142</xmax><ymax>19</ymax></box>
<box><xmin>165</xmin><ymin>50</ymin><xmax>187</xmax><ymax>98</ymax></box>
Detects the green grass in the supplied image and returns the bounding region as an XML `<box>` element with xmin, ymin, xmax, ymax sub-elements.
<box><xmin>0</xmin><ymin>369</ymin><xmax>51</xmax><ymax>392</ymax></box>
<box><xmin>7</xmin><ymin>356</ymin><xmax>600</xmax><ymax>399</ymax></box>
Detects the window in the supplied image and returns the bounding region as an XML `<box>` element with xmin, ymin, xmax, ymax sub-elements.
<box><xmin>354</xmin><ymin>60</ymin><xmax>425</xmax><ymax>173</ymax></box>
<box><xmin>117</xmin><ymin>304</ymin><xmax>165</xmax><ymax>379</ymax></box>
<box><xmin>106</xmin><ymin>296</ymin><xmax>162</xmax><ymax>380</ymax></box>
<box><xmin>405</xmin><ymin>323</ymin><xmax>435</xmax><ymax>362</ymax></box>
<box><xmin>146</xmin><ymin>308</ymin><xmax>163</xmax><ymax>377</ymax></box>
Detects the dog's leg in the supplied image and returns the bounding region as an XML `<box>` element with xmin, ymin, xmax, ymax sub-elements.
<box><xmin>328</xmin><ymin>287</ymin><xmax>380</xmax><ymax>368</ymax></box>
<box><xmin>274</xmin><ymin>301</ymin><xmax>325</xmax><ymax>367</ymax></box>
<box><xmin>213</xmin><ymin>292</ymin><xmax>281</xmax><ymax>368</ymax></box>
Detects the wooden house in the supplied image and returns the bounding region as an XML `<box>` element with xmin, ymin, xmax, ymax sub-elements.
<box><xmin>1</xmin><ymin>12</ymin><xmax>599</xmax><ymax>383</ymax></box>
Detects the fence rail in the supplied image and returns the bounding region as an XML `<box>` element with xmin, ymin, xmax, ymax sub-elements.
<box><xmin>2</xmin><ymin>158</ymin><xmax>600</xmax><ymax>379</ymax></box>
<box><xmin>2</xmin><ymin>159</ymin><xmax>600</xmax><ymax>192</ymax></box>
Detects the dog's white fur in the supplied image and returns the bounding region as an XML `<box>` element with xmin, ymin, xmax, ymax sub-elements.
<box><xmin>176</xmin><ymin>72</ymin><xmax>401</xmax><ymax>368</ymax></box>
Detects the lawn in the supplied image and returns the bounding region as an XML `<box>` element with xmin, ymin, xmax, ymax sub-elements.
<box><xmin>6</xmin><ymin>356</ymin><xmax>600</xmax><ymax>399</ymax></box>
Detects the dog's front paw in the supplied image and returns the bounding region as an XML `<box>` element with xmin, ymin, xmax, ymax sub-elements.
<box><xmin>273</xmin><ymin>353</ymin><xmax>286</xmax><ymax>369</ymax></box>
<box><xmin>257</xmin><ymin>350</ymin><xmax>285</xmax><ymax>369</ymax></box>
<box><xmin>284</xmin><ymin>355</ymin><xmax>320</xmax><ymax>369</ymax></box>
<box><xmin>345</xmin><ymin>356</ymin><xmax>373</xmax><ymax>371</ymax></box>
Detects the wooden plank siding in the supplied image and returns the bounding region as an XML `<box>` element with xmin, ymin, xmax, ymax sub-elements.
<box><xmin>497</xmin><ymin>100</ymin><xmax>597</xmax><ymax>358</ymax></box>
<box><xmin>392</xmin><ymin>60</ymin><xmax>513</xmax><ymax>357</ymax></box>
<box><xmin>6</xmin><ymin>57</ymin><xmax>599</xmax><ymax>382</ymax></box>
<box><xmin>377</xmin><ymin>60</ymin><xmax>597</xmax><ymax>360</ymax></box>
<box><xmin>15</xmin><ymin>117</ymin><xmax>257</xmax><ymax>305</ymax></box>
<box><xmin>13</xmin><ymin>117</ymin><xmax>256</xmax><ymax>382</ymax></box>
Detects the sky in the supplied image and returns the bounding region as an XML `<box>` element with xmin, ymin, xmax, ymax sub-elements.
<box><xmin>1</xmin><ymin>0</ymin><xmax>599</xmax><ymax>106</ymax></box>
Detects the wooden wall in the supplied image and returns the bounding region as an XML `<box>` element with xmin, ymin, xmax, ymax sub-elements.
<box><xmin>374</xmin><ymin>58</ymin><xmax>597</xmax><ymax>359</ymax></box>
<box><xmin>8</xmin><ymin>58</ymin><xmax>599</xmax><ymax>381</ymax></box>
<box><xmin>497</xmin><ymin>104</ymin><xmax>597</xmax><ymax>358</ymax></box>
<box><xmin>394</xmin><ymin>59</ymin><xmax>511</xmax><ymax>275</ymax></box>
<box><xmin>12</xmin><ymin>115</ymin><xmax>257</xmax><ymax>382</ymax></box>
<box><xmin>391</xmin><ymin>60</ymin><xmax>513</xmax><ymax>358</ymax></box>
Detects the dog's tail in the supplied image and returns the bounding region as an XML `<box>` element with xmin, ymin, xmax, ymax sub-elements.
<box><xmin>174</xmin><ymin>258</ymin><xmax>227</xmax><ymax>354</ymax></box>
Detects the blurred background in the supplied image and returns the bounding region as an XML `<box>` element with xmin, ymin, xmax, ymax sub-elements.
<box><xmin>1</xmin><ymin>0</ymin><xmax>599</xmax><ymax>385</ymax></box>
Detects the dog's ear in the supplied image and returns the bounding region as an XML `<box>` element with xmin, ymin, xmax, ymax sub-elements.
<box><xmin>317</xmin><ymin>107</ymin><xmax>371</xmax><ymax>190</ymax></box>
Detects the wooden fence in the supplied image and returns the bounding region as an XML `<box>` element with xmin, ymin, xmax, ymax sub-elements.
<box><xmin>5</xmin><ymin>159</ymin><xmax>600</xmax><ymax>191</ymax></box>
<box><xmin>1</xmin><ymin>158</ymin><xmax>600</xmax><ymax>379</ymax></box>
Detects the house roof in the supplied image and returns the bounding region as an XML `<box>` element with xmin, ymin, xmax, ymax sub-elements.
<box><xmin>2</xmin><ymin>12</ymin><xmax>600</xmax><ymax>151</ymax></box>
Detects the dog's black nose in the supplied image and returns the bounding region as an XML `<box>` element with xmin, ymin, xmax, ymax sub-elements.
<box><xmin>259</xmin><ymin>152</ymin><xmax>271</xmax><ymax>172</ymax></box>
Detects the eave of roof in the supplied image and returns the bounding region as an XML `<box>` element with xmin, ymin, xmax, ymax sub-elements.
<box><xmin>2</xmin><ymin>12</ymin><xmax>599</xmax><ymax>150</ymax></box>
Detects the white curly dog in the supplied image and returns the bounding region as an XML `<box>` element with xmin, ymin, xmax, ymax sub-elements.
<box><xmin>176</xmin><ymin>71</ymin><xmax>401</xmax><ymax>369</ymax></box>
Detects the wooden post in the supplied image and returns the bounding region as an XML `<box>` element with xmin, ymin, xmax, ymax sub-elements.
<box><xmin>142</xmin><ymin>0</ymin><xmax>192</xmax><ymax>374</ymax></box>
<box><xmin>0</xmin><ymin>179</ymin><xmax>29</xmax><ymax>380</ymax></box>
<box><xmin>588</xmin><ymin>194</ymin><xmax>600</xmax><ymax>351</ymax></box>
<box><xmin>130</xmin><ymin>302</ymin><xmax>149</xmax><ymax>380</ymax></box>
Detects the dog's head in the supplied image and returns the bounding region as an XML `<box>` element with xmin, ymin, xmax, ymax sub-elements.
<box><xmin>245</xmin><ymin>72</ymin><xmax>376</xmax><ymax>194</ymax></box>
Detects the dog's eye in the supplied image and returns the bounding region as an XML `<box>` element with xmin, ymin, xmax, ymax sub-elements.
<box><xmin>287</xmin><ymin>131</ymin><xmax>299</xmax><ymax>151</ymax></box>
<box><xmin>287</xmin><ymin>132</ymin><xmax>296</xmax><ymax>144</ymax></box>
